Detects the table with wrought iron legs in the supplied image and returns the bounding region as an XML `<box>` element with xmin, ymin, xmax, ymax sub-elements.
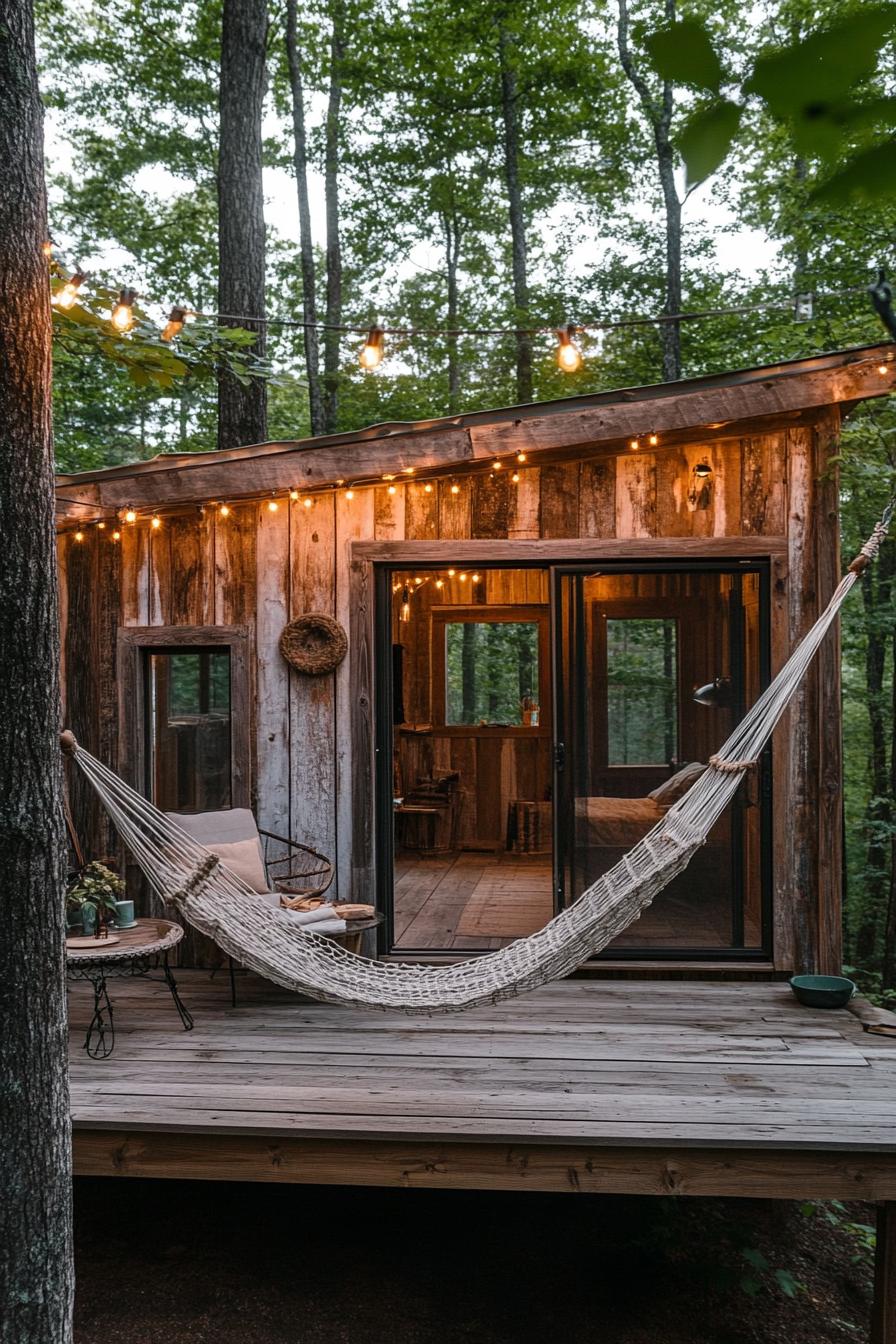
<box><xmin>66</xmin><ymin>918</ymin><xmax>193</xmax><ymax>1059</ymax></box>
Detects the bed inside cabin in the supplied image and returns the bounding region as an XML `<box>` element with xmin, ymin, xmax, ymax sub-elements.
<box><xmin>385</xmin><ymin>561</ymin><xmax>768</xmax><ymax>960</ymax></box>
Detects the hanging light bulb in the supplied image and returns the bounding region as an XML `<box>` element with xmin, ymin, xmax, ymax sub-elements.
<box><xmin>268</xmin><ymin>499</ymin><xmax>279</xmax><ymax>512</ymax></box>
<box><xmin>289</xmin><ymin>488</ymin><xmax>300</xmax><ymax>501</ymax></box>
<box><xmin>387</xmin><ymin>484</ymin><xmax>397</xmax><ymax>495</ymax></box>
<box><xmin>161</xmin><ymin>306</ymin><xmax>187</xmax><ymax>341</ymax></box>
<box><xmin>53</xmin><ymin>270</ymin><xmax>86</xmax><ymax>310</ymax></box>
<box><xmin>111</xmin><ymin>287</ymin><xmax>138</xmax><ymax>332</ymax></box>
<box><xmin>511</xmin><ymin>471</ymin><xmax>520</xmax><ymax>483</ymax></box>
<box><xmin>303</xmin><ymin>496</ymin><xmax>313</xmax><ymax>509</ymax></box>
<box><xmin>111</xmin><ymin>530</ymin><xmax>121</xmax><ymax>542</ymax></box>
<box><xmin>400</xmin><ymin>585</ymin><xmax>411</xmax><ymax>622</ymax></box>
<box><xmin>424</xmin><ymin>483</ymin><xmax>433</xmax><ymax>494</ymax></box>
<box><xmin>359</xmin><ymin>325</ymin><xmax>385</xmax><ymax>370</ymax></box>
<box><xmin>629</xmin><ymin>438</ymin><xmax>640</xmax><ymax>451</ymax></box>
<box><xmin>151</xmin><ymin>514</ymin><xmax>161</xmax><ymax>530</ymax></box>
<box><xmin>74</xmin><ymin>530</ymin><xmax>84</xmax><ymax>542</ymax></box>
<box><xmin>450</xmin><ymin>482</ymin><xmax>460</xmax><ymax>495</ymax></box>
<box><xmin>492</xmin><ymin>459</ymin><xmax>502</xmax><ymax>470</ymax></box>
<box><xmin>517</xmin><ymin>452</ymin><xmax>527</xmax><ymax>463</ymax></box>
<box><xmin>648</xmin><ymin>433</ymin><xmax>659</xmax><ymax>446</ymax></box>
<box><xmin>345</xmin><ymin>487</ymin><xmax>355</xmax><ymax>500</ymax></box>
<box><xmin>124</xmin><ymin>506</ymin><xmax>137</xmax><ymax>523</ymax></box>
<box><xmin>555</xmin><ymin>322</ymin><xmax>582</xmax><ymax>373</ymax></box>
<box><xmin>471</xmin><ymin>573</ymin><xmax>480</xmax><ymax>583</ymax></box>
<box><xmin>447</xmin><ymin>568</ymin><xmax>456</xmax><ymax>577</ymax></box>
<box><xmin>435</xmin><ymin>579</ymin><xmax>444</xmax><ymax>589</ymax></box>
<box><xmin>97</xmin><ymin>521</ymin><xmax>106</xmax><ymax>531</ymax></box>
<box><xmin>219</xmin><ymin>504</ymin><xmax>231</xmax><ymax>518</ymax></box>
<box><xmin>403</xmin><ymin>466</ymin><xmax>415</xmax><ymax>475</ymax></box>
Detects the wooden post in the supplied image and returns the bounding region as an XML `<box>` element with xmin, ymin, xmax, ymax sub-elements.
<box><xmin>872</xmin><ymin>1202</ymin><xmax>896</xmax><ymax>1344</ymax></box>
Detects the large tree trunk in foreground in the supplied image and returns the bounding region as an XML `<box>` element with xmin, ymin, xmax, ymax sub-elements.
<box><xmin>498</xmin><ymin>25</ymin><xmax>533</xmax><ymax>405</ymax></box>
<box><xmin>322</xmin><ymin>0</ymin><xmax>345</xmax><ymax>435</ymax></box>
<box><xmin>218</xmin><ymin>0</ymin><xmax>268</xmax><ymax>450</ymax></box>
<box><xmin>285</xmin><ymin>0</ymin><xmax>325</xmax><ymax>437</ymax></box>
<box><xmin>0</xmin><ymin>1</ymin><xmax>73</xmax><ymax>1340</ymax></box>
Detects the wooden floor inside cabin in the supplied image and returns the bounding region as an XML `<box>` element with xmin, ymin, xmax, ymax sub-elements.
<box><xmin>393</xmin><ymin>851</ymin><xmax>736</xmax><ymax>951</ymax></box>
<box><xmin>69</xmin><ymin>974</ymin><xmax>896</xmax><ymax>1179</ymax></box>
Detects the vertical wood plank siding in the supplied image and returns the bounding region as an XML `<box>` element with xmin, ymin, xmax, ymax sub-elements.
<box><xmin>59</xmin><ymin>426</ymin><xmax>840</xmax><ymax>972</ymax></box>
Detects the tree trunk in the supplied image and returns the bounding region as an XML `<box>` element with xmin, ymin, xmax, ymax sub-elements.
<box><xmin>285</xmin><ymin>0</ymin><xmax>324</xmax><ymax>437</ymax></box>
<box><xmin>0</xmin><ymin>2</ymin><xmax>73</xmax><ymax>1340</ymax></box>
<box><xmin>217</xmin><ymin>0</ymin><xmax>268</xmax><ymax>450</ymax></box>
<box><xmin>498</xmin><ymin>25</ymin><xmax>532</xmax><ymax>405</ymax></box>
<box><xmin>322</xmin><ymin>0</ymin><xmax>345</xmax><ymax>435</ymax></box>
<box><xmin>444</xmin><ymin>210</ymin><xmax>462</xmax><ymax>414</ymax></box>
<box><xmin>617</xmin><ymin>0</ymin><xmax>682</xmax><ymax>381</ymax></box>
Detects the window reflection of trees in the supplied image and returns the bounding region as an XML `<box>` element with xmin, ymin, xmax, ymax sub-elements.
<box><xmin>445</xmin><ymin>622</ymin><xmax>539</xmax><ymax>726</ymax></box>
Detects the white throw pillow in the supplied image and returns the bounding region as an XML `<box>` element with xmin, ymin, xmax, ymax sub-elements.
<box><xmin>648</xmin><ymin>761</ymin><xmax>705</xmax><ymax>806</ymax></box>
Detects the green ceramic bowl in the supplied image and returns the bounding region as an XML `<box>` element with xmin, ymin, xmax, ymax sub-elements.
<box><xmin>789</xmin><ymin>974</ymin><xmax>856</xmax><ymax>1009</ymax></box>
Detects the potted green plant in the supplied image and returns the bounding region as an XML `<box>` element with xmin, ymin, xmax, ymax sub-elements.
<box><xmin>66</xmin><ymin>862</ymin><xmax>125</xmax><ymax>938</ymax></box>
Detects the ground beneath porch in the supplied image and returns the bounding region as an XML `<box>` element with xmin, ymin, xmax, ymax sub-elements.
<box><xmin>73</xmin><ymin>1178</ymin><xmax>875</xmax><ymax>1343</ymax></box>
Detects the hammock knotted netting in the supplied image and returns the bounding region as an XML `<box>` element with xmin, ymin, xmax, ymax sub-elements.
<box><xmin>63</xmin><ymin>506</ymin><xmax>893</xmax><ymax>1014</ymax></box>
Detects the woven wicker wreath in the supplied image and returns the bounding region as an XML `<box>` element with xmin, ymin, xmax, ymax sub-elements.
<box><xmin>279</xmin><ymin>613</ymin><xmax>348</xmax><ymax>675</ymax></box>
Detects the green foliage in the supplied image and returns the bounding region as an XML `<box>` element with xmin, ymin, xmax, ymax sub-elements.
<box><xmin>66</xmin><ymin>862</ymin><xmax>125</xmax><ymax>919</ymax></box>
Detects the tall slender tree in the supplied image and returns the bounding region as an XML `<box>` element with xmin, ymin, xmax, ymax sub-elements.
<box><xmin>616</xmin><ymin>0</ymin><xmax>682</xmax><ymax>382</ymax></box>
<box><xmin>285</xmin><ymin>0</ymin><xmax>325</xmax><ymax>435</ymax></box>
<box><xmin>218</xmin><ymin>0</ymin><xmax>268</xmax><ymax>449</ymax></box>
<box><xmin>322</xmin><ymin>0</ymin><xmax>346</xmax><ymax>433</ymax></box>
<box><xmin>497</xmin><ymin>21</ymin><xmax>533</xmax><ymax>403</ymax></box>
<box><xmin>0</xmin><ymin>0</ymin><xmax>73</xmax><ymax>1339</ymax></box>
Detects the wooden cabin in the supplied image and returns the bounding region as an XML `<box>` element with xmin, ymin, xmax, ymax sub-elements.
<box><xmin>56</xmin><ymin>344</ymin><xmax>895</xmax><ymax>977</ymax></box>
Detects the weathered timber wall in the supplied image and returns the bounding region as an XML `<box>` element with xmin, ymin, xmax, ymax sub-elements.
<box><xmin>58</xmin><ymin>424</ymin><xmax>841</xmax><ymax>972</ymax></box>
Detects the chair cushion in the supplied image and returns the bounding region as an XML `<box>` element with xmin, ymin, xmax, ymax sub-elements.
<box><xmin>166</xmin><ymin>809</ymin><xmax>271</xmax><ymax>894</ymax></box>
<box><xmin>648</xmin><ymin>761</ymin><xmax>706</xmax><ymax>806</ymax></box>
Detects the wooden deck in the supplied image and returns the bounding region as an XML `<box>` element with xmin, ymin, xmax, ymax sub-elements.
<box><xmin>69</xmin><ymin>973</ymin><xmax>896</xmax><ymax>1195</ymax></box>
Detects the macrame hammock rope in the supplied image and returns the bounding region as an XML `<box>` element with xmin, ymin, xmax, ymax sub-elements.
<box><xmin>64</xmin><ymin>504</ymin><xmax>893</xmax><ymax>1015</ymax></box>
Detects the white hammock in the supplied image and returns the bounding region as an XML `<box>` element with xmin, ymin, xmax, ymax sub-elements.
<box><xmin>65</xmin><ymin>512</ymin><xmax>891</xmax><ymax>1014</ymax></box>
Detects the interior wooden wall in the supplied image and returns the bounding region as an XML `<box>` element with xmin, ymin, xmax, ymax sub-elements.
<box><xmin>57</xmin><ymin>421</ymin><xmax>842</xmax><ymax>971</ymax></box>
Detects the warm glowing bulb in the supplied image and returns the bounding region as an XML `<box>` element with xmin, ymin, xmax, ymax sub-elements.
<box><xmin>492</xmin><ymin>459</ymin><xmax>502</xmax><ymax>470</ymax></box>
<box><xmin>151</xmin><ymin>515</ymin><xmax>161</xmax><ymax>530</ymax></box>
<box><xmin>345</xmin><ymin>488</ymin><xmax>355</xmax><ymax>500</ymax></box>
<box><xmin>303</xmin><ymin>496</ymin><xmax>313</xmax><ymax>508</ymax></box>
<box><xmin>403</xmin><ymin>467</ymin><xmax>415</xmax><ymax>475</ymax></box>
<box><xmin>511</xmin><ymin>472</ymin><xmax>520</xmax><ymax>483</ymax></box>
<box><xmin>111</xmin><ymin>288</ymin><xmax>137</xmax><ymax>332</ymax></box>
<box><xmin>459</xmin><ymin>572</ymin><xmax>467</xmax><ymax>581</ymax></box>
<box><xmin>517</xmin><ymin>452</ymin><xmax>527</xmax><ymax>463</ymax></box>
<box><xmin>387</xmin><ymin>484</ymin><xmax>396</xmax><ymax>495</ymax></box>
<box><xmin>414</xmin><ymin>576</ymin><xmax>423</xmax><ymax>584</ymax></box>
<box><xmin>289</xmin><ymin>488</ymin><xmax>300</xmax><ymax>501</ymax></box>
<box><xmin>268</xmin><ymin>499</ymin><xmax>279</xmax><ymax>513</ymax></box>
<box><xmin>556</xmin><ymin>324</ymin><xmax>582</xmax><ymax>372</ymax></box>
<box><xmin>435</xmin><ymin>579</ymin><xmax>444</xmax><ymax>589</ymax></box>
<box><xmin>42</xmin><ymin>240</ymin><xmax>54</xmax><ymax>258</ymax></box>
<box><xmin>424</xmin><ymin>483</ymin><xmax>433</xmax><ymax>494</ymax></box>
<box><xmin>472</xmin><ymin>573</ymin><xmax>480</xmax><ymax>583</ymax></box>
<box><xmin>74</xmin><ymin>530</ymin><xmax>84</xmax><ymax>542</ymax></box>
<box><xmin>219</xmin><ymin>504</ymin><xmax>231</xmax><ymax>518</ymax></box>
<box><xmin>53</xmin><ymin>271</ymin><xmax>85</xmax><ymax>310</ymax></box>
<box><xmin>450</xmin><ymin>483</ymin><xmax>460</xmax><ymax>495</ymax></box>
<box><xmin>648</xmin><ymin>433</ymin><xmax>659</xmax><ymax>446</ymax></box>
<box><xmin>97</xmin><ymin>521</ymin><xmax>106</xmax><ymax>531</ymax></box>
<box><xmin>111</xmin><ymin>530</ymin><xmax>121</xmax><ymax>541</ymax></box>
<box><xmin>359</xmin><ymin>325</ymin><xmax>385</xmax><ymax>370</ymax></box>
<box><xmin>878</xmin><ymin>363</ymin><xmax>889</xmax><ymax>375</ymax></box>
<box><xmin>629</xmin><ymin>439</ymin><xmax>639</xmax><ymax>451</ymax></box>
<box><xmin>448</xmin><ymin>569</ymin><xmax>456</xmax><ymax>577</ymax></box>
<box><xmin>161</xmin><ymin>306</ymin><xmax>187</xmax><ymax>341</ymax></box>
<box><xmin>124</xmin><ymin>508</ymin><xmax>136</xmax><ymax>524</ymax></box>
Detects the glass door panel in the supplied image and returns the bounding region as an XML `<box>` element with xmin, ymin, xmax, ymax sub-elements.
<box><xmin>553</xmin><ymin>565</ymin><xmax>769</xmax><ymax>956</ymax></box>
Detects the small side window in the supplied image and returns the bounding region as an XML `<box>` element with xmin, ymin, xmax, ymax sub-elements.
<box><xmin>146</xmin><ymin>648</ymin><xmax>232</xmax><ymax>811</ymax></box>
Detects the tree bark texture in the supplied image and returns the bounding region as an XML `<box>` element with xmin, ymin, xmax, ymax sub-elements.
<box><xmin>443</xmin><ymin>208</ymin><xmax>462</xmax><ymax>414</ymax></box>
<box><xmin>322</xmin><ymin>0</ymin><xmax>346</xmax><ymax>435</ymax></box>
<box><xmin>217</xmin><ymin>0</ymin><xmax>268</xmax><ymax>450</ymax></box>
<box><xmin>0</xmin><ymin>1</ymin><xmax>73</xmax><ymax>1340</ymax></box>
<box><xmin>617</xmin><ymin>0</ymin><xmax>681</xmax><ymax>381</ymax></box>
<box><xmin>498</xmin><ymin>25</ymin><xmax>533</xmax><ymax>405</ymax></box>
<box><xmin>285</xmin><ymin>0</ymin><xmax>325</xmax><ymax>437</ymax></box>
<box><xmin>855</xmin><ymin>546</ymin><xmax>893</xmax><ymax>967</ymax></box>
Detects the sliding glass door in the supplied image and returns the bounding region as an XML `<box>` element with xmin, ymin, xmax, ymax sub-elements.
<box><xmin>552</xmin><ymin>562</ymin><xmax>771</xmax><ymax>957</ymax></box>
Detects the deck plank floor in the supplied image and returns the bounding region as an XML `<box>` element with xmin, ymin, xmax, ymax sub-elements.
<box><xmin>69</xmin><ymin>975</ymin><xmax>896</xmax><ymax>1162</ymax></box>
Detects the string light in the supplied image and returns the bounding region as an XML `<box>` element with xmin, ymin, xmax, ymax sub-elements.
<box><xmin>435</xmin><ymin>579</ymin><xmax>444</xmax><ymax>589</ymax></box>
<box><xmin>111</xmin><ymin>530</ymin><xmax>121</xmax><ymax>541</ymax></box>
<box><xmin>403</xmin><ymin>467</ymin><xmax>415</xmax><ymax>475</ymax></box>
<box><xmin>492</xmin><ymin>459</ymin><xmax>502</xmax><ymax>470</ymax></box>
<box><xmin>629</xmin><ymin>438</ymin><xmax>640</xmax><ymax>450</ymax></box>
<box><xmin>387</xmin><ymin>484</ymin><xmax>397</xmax><ymax>495</ymax></box>
<box><xmin>219</xmin><ymin>504</ymin><xmax>231</xmax><ymax>518</ymax></box>
<box><xmin>517</xmin><ymin>452</ymin><xmax>527</xmax><ymax>463</ymax></box>
<box><xmin>359</xmin><ymin>325</ymin><xmax>385</xmax><ymax>370</ymax></box>
<box><xmin>345</xmin><ymin>488</ymin><xmax>355</xmax><ymax>500</ymax></box>
<box><xmin>42</xmin><ymin>239</ymin><xmax>54</xmax><ymax>258</ymax></box>
<box><xmin>53</xmin><ymin>270</ymin><xmax>86</xmax><ymax>310</ymax></box>
<box><xmin>267</xmin><ymin>498</ymin><xmax>279</xmax><ymax>512</ymax></box>
<box><xmin>303</xmin><ymin>496</ymin><xmax>313</xmax><ymax>509</ymax></box>
<box><xmin>74</xmin><ymin>530</ymin><xmax>84</xmax><ymax>542</ymax></box>
<box><xmin>161</xmin><ymin>306</ymin><xmax>187</xmax><ymax>341</ymax></box>
<box><xmin>878</xmin><ymin>360</ymin><xmax>891</xmax><ymax>375</ymax></box>
<box><xmin>450</xmin><ymin>483</ymin><xmax>460</xmax><ymax>495</ymax></box>
<box><xmin>111</xmin><ymin>287</ymin><xmax>138</xmax><ymax>332</ymax></box>
<box><xmin>97</xmin><ymin>521</ymin><xmax>106</xmax><ymax>530</ymax></box>
<box><xmin>648</xmin><ymin>433</ymin><xmax>659</xmax><ymax>446</ymax></box>
<box><xmin>472</xmin><ymin>573</ymin><xmax>480</xmax><ymax>583</ymax></box>
<box><xmin>511</xmin><ymin>471</ymin><xmax>520</xmax><ymax>483</ymax></box>
<box><xmin>399</xmin><ymin>585</ymin><xmax>411</xmax><ymax>622</ymax></box>
<box><xmin>448</xmin><ymin>568</ymin><xmax>456</xmax><ymax>577</ymax></box>
<box><xmin>424</xmin><ymin>483</ymin><xmax>433</xmax><ymax>493</ymax></box>
<box><xmin>151</xmin><ymin>514</ymin><xmax>161</xmax><ymax>530</ymax></box>
<box><xmin>555</xmin><ymin>322</ymin><xmax>582</xmax><ymax>373</ymax></box>
<box><xmin>289</xmin><ymin>488</ymin><xmax>300</xmax><ymax>500</ymax></box>
<box><xmin>124</xmin><ymin>507</ymin><xmax>136</xmax><ymax>523</ymax></box>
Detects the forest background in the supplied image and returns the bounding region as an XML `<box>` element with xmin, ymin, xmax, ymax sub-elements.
<box><xmin>38</xmin><ymin>0</ymin><xmax>896</xmax><ymax>994</ymax></box>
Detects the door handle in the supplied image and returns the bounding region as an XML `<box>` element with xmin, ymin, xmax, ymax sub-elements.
<box><xmin>553</xmin><ymin>742</ymin><xmax>566</xmax><ymax>771</ymax></box>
